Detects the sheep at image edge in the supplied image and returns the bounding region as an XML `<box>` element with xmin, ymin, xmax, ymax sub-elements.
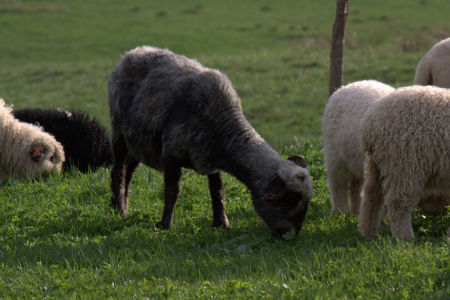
<box><xmin>414</xmin><ymin>37</ymin><xmax>450</xmax><ymax>88</ymax></box>
<box><xmin>13</xmin><ymin>108</ymin><xmax>112</xmax><ymax>172</ymax></box>
<box><xmin>322</xmin><ymin>80</ymin><xmax>395</xmax><ymax>215</ymax></box>
<box><xmin>359</xmin><ymin>85</ymin><xmax>450</xmax><ymax>239</ymax></box>
<box><xmin>0</xmin><ymin>99</ymin><xmax>65</xmax><ymax>179</ymax></box>
<box><xmin>108</xmin><ymin>46</ymin><xmax>313</xmax><ymax>239</ymax></box>
<box><xmin>323</xmin><ymin>81</ymin><xmax>447</xmax><ymax>218</ymax></box>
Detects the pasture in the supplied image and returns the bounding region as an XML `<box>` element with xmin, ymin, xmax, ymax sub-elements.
<box><xmin>0</xmin><ymin>0</ymin><xmax>449</xmax><ymax>298</ymax></box>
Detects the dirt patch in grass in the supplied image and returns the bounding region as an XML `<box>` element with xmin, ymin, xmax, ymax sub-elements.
<box><xmin>0</xmin><ymin>2</ymin><xmax>70</xmax><ymax>13</ymax></box>
<box><xmin>285</xmin><ymin>34</ymin><xmax>330</xmax><ymax>51</ymax></box>
<box><xmin>397</xmin><ymin>27</ymin><xmax>450</xmax><ymax>53</ymax></box>
<box><xmin>181</xmin><ymin>4</ymin><xmax>202</xmax><ymax>15</ymax></box>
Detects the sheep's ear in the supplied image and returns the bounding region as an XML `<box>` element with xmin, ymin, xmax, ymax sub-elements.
<box><xmin>287</xmin><ymin>155</ymin><xmax>307</xmax><ymax>168</ymax></box>
<box><xmin>261</xmin><ymin>174</ymin><xmax>286</xmax><ymax>202</ymax></box>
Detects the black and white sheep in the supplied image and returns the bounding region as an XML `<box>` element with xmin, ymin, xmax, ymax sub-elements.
<box><xmin>108</xmin><ymin>46</ymin><xmax>313</xmax><ymax>238</ymax></box>
<box><xmin>0</xmin><ymin>99</ymin><xmax>65</xmax><ymax>179</ymax></box>
<box><xmin>414</xmin><ymin>37</ymin><xmax>450</xmax><ymax>87</ymax></box>
<box><xmin>13</xmin><ymin>108</ymin><xmax>112</xmax><ymax>172</ymax></box>
<box><xmin>359</xmin><ymin>85</ymin><xmax>450</xmax><ymax>239</ymax></box>
<box><xmin>322</xmin><ymin>80</ymin><xmax>395</xmax><ymax>215</ymax></box>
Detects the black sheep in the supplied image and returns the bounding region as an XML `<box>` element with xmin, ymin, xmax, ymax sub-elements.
<box><xmin>13</xmin><ymin>108</ymin><xmax>112</xmax><ymax>172</ymax></box>
<box><xmin>108</xmin><ymin>46</ymin><xmax>313</xmax><ymax>239</ymax></box>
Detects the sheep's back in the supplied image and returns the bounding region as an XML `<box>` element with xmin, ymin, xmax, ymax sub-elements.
<box><xmin>108</xmin><ymin>46</ymin><xmax>244</xmax><ymax>173</ymax></box>
<box><xmin>323</xmin><ymin>80</ymin><xmax>394</xmax><ymax>175</ymax></box>
<box><xmin>14</xmin><ymin>108</ymin><xmax>111</xmax><ymax>171</ymax></box>
<box><xmin>361</xmin><ymin>85</ymin><xmax>450</xmax><ymax>184</ymax></box>
<box><xmin>414</xmin><ymin>38</ymin><xmax>450</xmax><ymax>87</ymax></box>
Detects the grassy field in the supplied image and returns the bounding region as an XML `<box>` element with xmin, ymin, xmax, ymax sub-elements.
<box><xmin>0</xmin><ymin>0</ymin><xmax>449</xmax><ymax>298</ymax></box>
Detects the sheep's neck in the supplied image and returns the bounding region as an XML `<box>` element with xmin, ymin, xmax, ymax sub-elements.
<box><xmin>219</xmin><ymin>132</ymin><xmax>281</xmax><ymax>192</ymax></box>
<box><xmin>206</xmin><ymin>108</ymin><xmax>282</xmax><ymax>191</ymax></box>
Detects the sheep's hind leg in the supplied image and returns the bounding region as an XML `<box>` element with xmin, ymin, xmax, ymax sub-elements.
<box><xmin>123</xmin><ymin>157</ymin><xmax>139</xmax><ymax>203</ymax></box>
<box><xmin>156</xmin><ymin>160</ymin><xmax>182</xmax><ymax>229</ymax></box>
<box><xmin>386</xmin><ymin>194</ymin><xmax>416</xmax><ymax>239</ymax></box>
<box><xmin>358</xmin><ymin>156</ymin><xmax>384</xmax><ymax>240</ymax></box>
<box><xmin>348</xmin><ymin>177</ymin><xmax>362</xmax><ymax>214</ymax></box>
<box><xmin>208</xmin><ymin>172</ymin><xmax>230</xmax><ymax>229</ymax></box>
<box><xmin>328</xmin><ymin>174</ymin><xmax>350</xmax><ymax>214</ymax></box>
<box><xmin>110</xmin><ymin>134</ymin><xmax>130</xmax><ymax>220</ymax></box>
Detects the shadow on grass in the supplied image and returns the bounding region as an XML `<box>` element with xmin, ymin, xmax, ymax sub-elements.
<box><xmin>2</xmin><ymin>201</ymin><xmax>447</xmax><ymax>283</ymax></box>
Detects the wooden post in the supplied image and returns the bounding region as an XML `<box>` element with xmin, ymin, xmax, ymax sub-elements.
<box><xmin>329</xmin><ymin>0</ymin><xmax>349</xmax><ymax>96</ymax></box>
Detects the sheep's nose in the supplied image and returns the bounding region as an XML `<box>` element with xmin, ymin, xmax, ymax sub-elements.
<box><xmin>30</xmin><ymin>147</ymin><xmax>45</xmax><ymax>163</ymax></box>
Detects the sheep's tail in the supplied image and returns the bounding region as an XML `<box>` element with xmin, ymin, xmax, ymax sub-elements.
<box><xmin>358</xmin><ymin>153</ymin><xmax>385</xmax><ymax>239</ymax></box>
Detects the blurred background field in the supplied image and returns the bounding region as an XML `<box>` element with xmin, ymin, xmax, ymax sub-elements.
<box><xmin>0</xmin><ymin>0</ymin><xmax>449</xmax><ymax>298</ymax></box>
<box><xmin>1</xmin><ymin>0</ymin><xmax>449</xmax><ymax>146</ymax></box>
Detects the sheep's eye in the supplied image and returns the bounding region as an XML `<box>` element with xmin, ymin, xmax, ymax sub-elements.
<box><xmin>296</xmin><ymin>175</ymin><xmax>305</xmax><ymax>182</ymax></box>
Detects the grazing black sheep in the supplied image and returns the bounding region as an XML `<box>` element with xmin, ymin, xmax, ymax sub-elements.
<box><xmin>108</xmin><ymin>46</ymin><xmax>313</xmax><ymax>239</ymax></box>
<box><xmin>13</xmin><ymin>108</ymin><xmax>112</xmax><ymax>172</ymax></box>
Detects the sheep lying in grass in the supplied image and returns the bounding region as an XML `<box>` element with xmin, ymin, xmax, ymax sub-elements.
<box><xmin>358</xmin><ymin>85</ymin><xmax>450</xmax><ymax>239</ymax></box>
<box><xmin>13</xmin><ymin>108</ymin><xmax>112</xmax><ymax>172</ymax></box>
<box><xmin>414</xmin><ymin>37</ymin><xmax>450</xmax><ymax>87</ymax></box>
<box><xmin>108</xmin><ymin>46</ymin><xmax>313</xmax><ymax>239</ymax></box>
<box><xmin>322</xmin><ymin>80</ymin><xmax>395</xmax><ymax>215</ymax></box>
<box><xmin>0</xmin><ymin>99</ymin><xmax>64</xmax><ymax>179</ymax></box>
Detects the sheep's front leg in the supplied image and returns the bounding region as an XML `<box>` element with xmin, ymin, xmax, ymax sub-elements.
<box><xmin>208</xmin><ymin>172</ymin><xmax>230</xmax><ymax>229</ymax></box>
<box><xmin>156</xmin><ymin>161</ymin><xmax>182</xmax><ymax>229</ymax></box>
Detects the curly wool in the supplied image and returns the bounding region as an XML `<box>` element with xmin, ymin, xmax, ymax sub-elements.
<box><xmin>0</xmin><ymin>99</ymin><xmax>64</xmax><ymax>179</ymax></box>
<box><xmin>322</xmin><ymin>80</ymin><xmax>395</xmax><ymax>214</ymax></box>
<box><xmin>414</xmin><ymin>37</ymin><xmax>450</xmax><ymax>87</ymax></box>
<box><xmin>13</xmin><ymin>108</ymin><xmax>112</xmax><ymax>172</ymax></box>
<box><xmin>359</xmin><ymin>85</ymin><xmax>450</xmax><ymax>239</ymax></box>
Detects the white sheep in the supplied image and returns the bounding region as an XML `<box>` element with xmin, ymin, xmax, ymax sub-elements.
<box><xmin>358</xmin><ymin>85</ymin><xmax>450</xmax><ymax>239</ymax></box>
<box><xmin>322</xmin><ymin>80</ymin><xmax>395</xmax><ymax>214</ymax></box>
<box><xmin>108</xmin><ymin>46</ymin><xmax>313</xmax><ymax>239</ymax></box>
<box><xmin>0</xmin><ymin>99</ymin><xmax>65</xmax><ymax>179</ymax></box>
<box><xmin>414</xmin><ymin>37</ymin><xmax>450</xmax><ymax>87</ymax></box>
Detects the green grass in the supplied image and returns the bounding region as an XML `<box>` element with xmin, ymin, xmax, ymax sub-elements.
<box><xmin>0</xmin><ymin>0</ymin><xmax>449</xmax><ymax>298</ymax></box>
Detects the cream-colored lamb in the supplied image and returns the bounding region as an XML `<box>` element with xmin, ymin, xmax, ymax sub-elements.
<box><xmin>0</xmin><ymin>99</ymin><xmax>64</xmax><ymax>179</ymax></box>
<box><xmin>322</xmin><ymin>80</ymin><xmax>395</xmax><ymax>214</ymax></box>
<box><xmin>359</xmin><ymin>86</ymin><xmax>450</xmax><ymax>239</ymax></box>
<box><xmin>414</xmin><ymin>37</ymin><xmax>450</xmax><ymax>87</ymax></box>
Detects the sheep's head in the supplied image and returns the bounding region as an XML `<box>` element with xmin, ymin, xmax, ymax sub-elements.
<box><xmin>30</xmin><ymin>145</ymin><xmax>46</xmax><ymax>163</ymax></box>
<box><xmin>253</xmin><ymin>156</ymin><xmax>313</xmax><ymax>239</ymax></box>
<box><xmin>27</xmin><ymin>140</ymin><xmax>65</xmax><ymax>177</ymax></box>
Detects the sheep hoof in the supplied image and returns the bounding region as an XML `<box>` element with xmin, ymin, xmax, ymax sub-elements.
<box><xmin>156</xmin><ymin>221</ymin><xmax>171</xmax><ymax>230</ymax></box>
<box><xmin>365</xmin><ymin>235</ymin><xmax>377</xmax><ymax>241</ymax></box>
<box><xmin>212</xmin><ymin>221</ymin><xmax>231</xmax><ymax>229</ymax></box>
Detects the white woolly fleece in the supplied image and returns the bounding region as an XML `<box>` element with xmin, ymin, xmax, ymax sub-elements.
<box><xmin>0</xmin><ymin>99</ymin><xmax>65</xmax><ymax>179</ymax></box>
<box><xmin>359</xmin><ymin>85</ymin><xmax>450</xmax><ymax>239</ymax></box>
<box><xmin>322</xmin><ymin>80</ymin><xmax>395</xmax><ymax>214</ymax></box>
